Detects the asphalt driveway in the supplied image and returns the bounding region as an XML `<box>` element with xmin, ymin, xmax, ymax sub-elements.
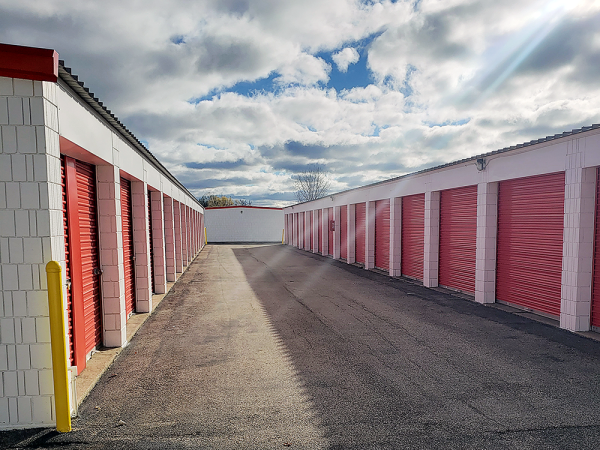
<box><xmin>2</xmin><ymin>244</ymin><xmax>600</xmax><ymax>449</ymax></box>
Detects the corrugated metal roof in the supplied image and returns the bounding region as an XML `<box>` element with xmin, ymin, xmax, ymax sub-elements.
<box><xmin>290</xmin><ymin>123</ymin><xmax>600</xmax><ymax>207</ymax></box>
<box><xmin>57</xmin><ymin>61</ymin><xmax>202</xmax><ymax>208</ymax></box>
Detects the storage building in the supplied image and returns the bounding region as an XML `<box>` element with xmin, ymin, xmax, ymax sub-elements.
<box><xmin>284</xmin><ymin>124</ymin><xmax>600</xmax><ymax>334</ymax></box>
<box><xmin>0</xmin><ymin>43</ymin><xmax>205</xmax><ymax>429</ymax></box>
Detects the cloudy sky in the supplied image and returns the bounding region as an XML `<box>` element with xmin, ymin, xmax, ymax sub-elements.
<box><xmin>1</xmin><ymin>0</ymin><xmax>599</xmax><ymax>206</ymax></box>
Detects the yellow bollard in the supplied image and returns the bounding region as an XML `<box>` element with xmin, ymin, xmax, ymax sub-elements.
<box><xmin>45</xmin><ymin>261</ymin><xmax>72</xmax><ymax>433</ymax></box>
<box><xmin>282</xmin><ymin>228</ymin><xmax>285</xmax><ymax>244</ymax></box>
<box><xmin>205</xmin><ymin>227</ymin><xmax>208</xmax><ymax>245</ymax></box>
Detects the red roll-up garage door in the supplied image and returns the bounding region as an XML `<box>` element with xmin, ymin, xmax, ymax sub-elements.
<box><xmin>120</xmin><ymin>177</ymin><xmax>136</xmax><ymax>316</ymax></box>
<box><xmin>402</xmin><ymin>194</ymin><xmax>425</xmax><ymax>280</ymax></box>
<box><xmin>439</xmin><ymin>186</ymin><xmax>477</xmax><ymax>293</ymax></box>
<box><xmin>340</xmin><ymin>205</ymin><xmax>348</xmax><ymax>260</ymax></box>
<box><xmin>61</xmin><ymin>158</ymin><xmax>75</xmax><ymax>366</ymax></box>
<box><xmin>375</xmin><ymin>199</ymin><xmax>390</xmax><ymax>271</ymax></box>
<box><xmin>589</xmin><ymin>168</ymin><xmax>600</xmax><ymax>328</ymax></box>
<box><xmin>148</xmin><ymin>191</ymin><xmax>155</xmax><ymax>294</ymax></box>
<box><xmin>328</xmin><ymin>208</ymin><xmax>334</xmax><ymax>256</ymax></box>
<box><xmin>294</xmin><ymin>213</ymin><xmax>298</xmax><ymax>247</ymax></box>
<box><xmin>318</xmin><ymin>210</ymin><xmax>323</xmax><ymax>253</ymax></box>
<box><xmin>309</xmin><ymin>211</ymin><xmax>313</xmax><ymax>251</ymax></box>
<box><xmin>75</xmin><ymin>160</ymin><xmax>103</xmax><ymax>354</ymax></box>
<box><xmin>299</xmin><ymin>212</ymin><xmax>304</xmax><ymax>248</ymax></box>
<box><xmin>355</xmin><ymin>203</ymin><xmax>366</xmax><ymax>264</ymax></box>
<box><xmin>496</xmin><ymin>172</ymin><xmax>565</xmax><ymax>317</ymax></box>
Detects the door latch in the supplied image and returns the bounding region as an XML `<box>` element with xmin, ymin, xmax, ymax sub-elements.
<box><xmin>93</xmin><ymin>268</ymin><xmax>103</xmax><ymax>276</ymax></box>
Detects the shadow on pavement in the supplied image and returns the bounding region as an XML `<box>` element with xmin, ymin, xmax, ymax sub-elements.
<box><xmin>232</xmin><ymin>244</ymin><xmax>600</xmax><ymax>449</ymax></box>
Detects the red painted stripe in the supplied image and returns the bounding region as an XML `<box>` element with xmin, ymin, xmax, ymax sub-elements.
<box><xmin>0</xmin><ymin>43</ymin><xmax>58</xmax><ymax>82</ymax></box>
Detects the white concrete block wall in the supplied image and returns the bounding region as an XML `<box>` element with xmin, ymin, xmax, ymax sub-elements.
<box><xmin>150</xmin><ymin>191</ymin><xmax>166</xmax><ymax>295</ymax></box>
<box><xmin>205</xmin><ymin>207</ymin><xmax>283</xmax><ymax>243</ymax></box>
<box><xmin>475</xmin><ymin>182</ymin><xmax>498</xmax><ymax>304</ymax></box>
<box><xmin>389</xmin><ymin>197</ymin><xmax>402</xmax><ymax>277</ymax></box>
<box><xmin>423</xmin><ymin>191</ymin><xmax>440</xmax><ymax>288</ymax></box>
<box><xmin>173</xmin><ymin>200</ymin><xmax>183</xmax><ymax>273</ymax></box>
<box><xmin>180</xmin><ymin>204</ymin><xmax>188</xmax><ymax>267</ymax></box>
<box><xmin>560</xmin><ymin>140</ymin><xmax>597</xmax><ymax>331</ymax></box>
<box><xmin>0</xmin><ymin>77</ymin><xmax>63</xmax><ymax>428</ymax></box>
<box><xmin>97</xmin><ymin>165</ymin><xmax>126</xmax><ymax>348</ymax></box>
<box><xmin>365</xmin><ymin>201</ymin><xmax>375</xmax><ymax>270</ymax></box>
<box><xmin>164</xmin><ymin>196</ymin><xmax>176</xmax><ymax>283</ymax></box>
<box><xmin>131</xmin><ymin>181</ymin><xmax>151</xmax><ymax>313</ymax></box>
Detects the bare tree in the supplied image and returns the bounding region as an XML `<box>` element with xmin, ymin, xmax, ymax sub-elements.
<box><xmin>294</xmin><ymin>165</ymin><xmax>331</xmax><ymax>203</ymax></box>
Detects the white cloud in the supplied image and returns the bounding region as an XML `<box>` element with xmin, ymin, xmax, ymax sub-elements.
<box><xmin>332</xmin><ymin>47</ymin><xmax>359</xmax><ymax>72</ymax></box>
<box><xmin>1</xmin><ymin>0</ymin><xmax>599</xmax><ymax>206</ymax></box>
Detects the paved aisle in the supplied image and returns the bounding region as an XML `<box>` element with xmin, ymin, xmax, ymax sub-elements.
<box><xmin>232</xmin><ymin>245</ymin><xmax>600</xmax><ymax>449</ymax></box>
<box><xmin>4</xmin><ymin>245</ymin><xmax>327</xmax><ymax>449</ymax></box>
<box><xmin>3</xmin><ymin>243</ymin><xmax>600</xmax><ymax>449</ymax></box>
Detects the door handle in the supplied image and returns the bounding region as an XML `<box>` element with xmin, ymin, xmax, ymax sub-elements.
<box><xmin>93</xmin><ymin>268</ymin><xmax>103</xmax><ymax>276</ymax></box>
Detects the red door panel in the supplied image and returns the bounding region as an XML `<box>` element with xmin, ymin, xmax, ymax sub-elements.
<box><xmin>120</xmin><ymin>177</ymin><xmax>135</xmax><ymax>316</ymax></box>
<box><xmin>61</xmin><ymin>158</ymin><xmax>75</xmax><ymax>366</ymax></box>
<box><xmin>439</xmin><ymin>186</ymin><xmax>477</xmax><ymax>293</ymax></box>
<box><xmin>340</xmin><ymin>205</ymin><xmax>348</xmax><ymax>260</ymax></box>
<box><xmin>375</xmin><ymin>199</ymin><xmax>390</xmax><ymax>270</ymax></box>
<box><xmin>75</xmin><ymin>160</ymin><xmax>103</xmax><ymax>354</ymax></box>
<box><xmin>496</xmin><ymin>172</ymin><xmax>565</xmax><ymax>317</ymax></box>
<box><xmin>328</xmin><ymin>208</ymin><xmax>334</xmax><ymax>256</ymax></box>
<box><xmin>355</xmin><ymin>203</ymin><xmax>366</xmax><ymax>264</ymax></box>
<box><xmin>299</xmin><ymin>212</ymin><xmax>304</xmax><ymax>248</ymax></box>
<box><xmin>318</xmin><ymin>210</ymin><xmax>323</xmax><ymax>253</ymax></box>
<box><xmin>309</xmin><ymin>211</ymin><xmax>313</xmax><ymax>250</ymax></box>
<box><xmin>402</xmin><ymin>194</ymin><xmax>425</xmax><ymax>280</ymax></box>
<box><xmin>593</xmin><ymin>168</ymin><xmax>600</xmax><ymax>328</ymax></box>
<box><xmin>148</xmin><ymin>191</ymin><xmax>155</xmax><ymax>294</ymax></box>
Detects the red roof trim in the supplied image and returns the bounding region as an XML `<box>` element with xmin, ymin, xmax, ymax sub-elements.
<box><xmin>0</xmin><ymin>43</ymin><xmax>59</xmax><ymax>82</ymax></box>
<box><xmin>205</xmin><ymin>206</ymin><xmax>282</xmax><ymax>210</ymax></box>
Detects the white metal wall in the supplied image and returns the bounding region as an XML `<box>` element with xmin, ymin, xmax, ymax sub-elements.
<box><xmin>205</xmin><ymin>207</ymin><xmax>283</xmax><ymax>243</ymax></box>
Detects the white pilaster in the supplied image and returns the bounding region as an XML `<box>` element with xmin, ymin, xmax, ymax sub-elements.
<box><xmin>131</xmin><ymin>180</ymin><xmax>151</xmax><ymax>313</ymax></box>
<box><xmin>173</xmin><ymin>200</ymin><xmax>183</xmax><ymax>273</ymax></box>
<box><xmin>423</xmin><ymin>191</ymin><xmax>440</xmax><ymax>287</ymax></box>
<box><xmin>389</xmin><ymin>197</ymin><xmax>402</xmax><ymax>276</ymax></box>
<box><xmin>347</xmin><ymin>204</ymin><xmax>355</xmax><ymax>264</ymax></box>
<box><xmin>96</xmin><ymin>165</ymin><xmax>126</xmax><ymax>347</ymax></box>
<box><xmin>475</xmin><ymin>182</ymin><xmax>498</xmax><ymax>304</ymax></box>
<box><xmin>163</xmin><ymin>196</ymin><xmax>176</xmax><ymax>283</ymax></box>
<box><xmin>560</xmin><ymin>147</ymin><xmax>596</xmax><ymax>331</ymax></box>
<box><xmin>150</xmin><ymin>191</ymin><xmax>166</xmax><ymax>294</ymax></box>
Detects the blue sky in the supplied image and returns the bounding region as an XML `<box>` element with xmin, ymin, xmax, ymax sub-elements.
<box><xmin>1</xmin><ymin>0</ymin><xmax>599</xmax><ymax>206</ymax></box>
